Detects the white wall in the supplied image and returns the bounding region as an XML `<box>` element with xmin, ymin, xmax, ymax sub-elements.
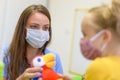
<box><xmin>0</xmin><ymin>0</ymin><xmax>6</xmax><ymax>46</ymax></box>
<box><xmin>48</xmin><ymin>0</ymin><xmax>111</xmax><ymax>76</ymax></box>
<box><xmin>0</xmin><ymin>0</ymin><xmax>5</xmax><ymax>61</ymax></box>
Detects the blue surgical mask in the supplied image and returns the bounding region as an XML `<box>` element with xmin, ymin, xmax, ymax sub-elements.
<box><xmin>26</xmin><ymin>29</ymin><xmax>50</xmax><ymax>48</ymax></box>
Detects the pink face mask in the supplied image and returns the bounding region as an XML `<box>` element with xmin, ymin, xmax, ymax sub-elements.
<box><xmin>80</xmin><ymin>30</ymin><xmax>107</xmax><ymax>60</ymax></box>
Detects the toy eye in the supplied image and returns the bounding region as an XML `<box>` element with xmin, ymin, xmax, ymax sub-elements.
<box><xmin>37</xmin><ymin>58</ymin><xmax>41</xmax><ymax>62</ymax></box>
<box><xmin>32</xmin><ymin>56</ymin><xmax>45</xmax><ymax>67</ymax></box>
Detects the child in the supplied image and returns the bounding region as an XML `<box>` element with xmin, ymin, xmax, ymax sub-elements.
<box><xmin>63</xmin><ymin>0</ymin><xmax>120</xmax><ymax>80</ymax></box>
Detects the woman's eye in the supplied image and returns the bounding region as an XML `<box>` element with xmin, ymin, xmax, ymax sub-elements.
<box><xmin>43</xmin><ymin>26</ymin><xmax>49</xmax><ymax>31</ymax></box>
<box><xmin>30</xmin><ymin>25</ymin><xmax>37</xmax><ymax>29</ymax></box>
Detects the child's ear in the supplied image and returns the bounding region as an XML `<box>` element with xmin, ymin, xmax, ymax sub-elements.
<box><xmin>103</xmin><ymin>29</ymin><xmax>112</xmax><ymax>43</ymax></box>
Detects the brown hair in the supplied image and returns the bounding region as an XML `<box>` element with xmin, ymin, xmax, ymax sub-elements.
<box><xmin>6</xmin><ymin>4</ymin><xmax>52</xmax><ymax>80</ymax></box>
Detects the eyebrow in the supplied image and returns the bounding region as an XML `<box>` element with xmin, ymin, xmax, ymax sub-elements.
<box><xmin>28</xmin><ymin>23</ymin><xmax>39</xmax><ymax>25</ymax></box>
<box><xmin>44</xmin><ymin>24</ymin><xmax>50</xmax><ymax>26</ymax></box>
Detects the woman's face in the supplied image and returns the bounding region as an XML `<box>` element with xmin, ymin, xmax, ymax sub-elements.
<box><xmin>26</xmin><ymin>12</ymin><xmax>50</xmax><ymax>31</ymax></box>
<box><xmin>25</xmin><ymin>12</ymin><xmax>50</xmax><ymax>48</ymax></box>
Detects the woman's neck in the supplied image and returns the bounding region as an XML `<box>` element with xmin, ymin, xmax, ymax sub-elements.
<box><xmin>26</xmin><ymin>45</ymin><xmax>41</xmax><ymax>63</ymax></box>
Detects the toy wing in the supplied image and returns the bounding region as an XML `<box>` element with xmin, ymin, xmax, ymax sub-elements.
<box><xmin>42</xmin><ymin>67</ymin><xmax>61</xmax><ymax>80</ymax></box>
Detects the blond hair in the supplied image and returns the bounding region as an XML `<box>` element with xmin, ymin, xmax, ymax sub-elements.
<box><xmin>88</xmin><ymin>1</ymin><xmax>120</xmax><ymax>35</ymax></box>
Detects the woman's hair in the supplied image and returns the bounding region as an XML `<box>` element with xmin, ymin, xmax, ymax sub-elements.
<box><xmin>88</xmin><ymin>0</ymin><xmax>120</xmax><ymax>35</ymax></box>
<box><xmin>6</xmin><ymin>4</ymin><xmax>52</xmax><ymax>80</ymax></box>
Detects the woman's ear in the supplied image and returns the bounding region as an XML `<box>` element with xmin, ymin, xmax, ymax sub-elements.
<box><xmin>103</xmin><ymin>29</ymin><xmax>112</xmax><ymax>43</ymax></box>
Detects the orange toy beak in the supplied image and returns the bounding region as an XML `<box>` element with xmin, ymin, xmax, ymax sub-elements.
<box><xmin>43</xmin><ymin>53</ymin><xmax>55</xmax><ymax>68</ymax></box>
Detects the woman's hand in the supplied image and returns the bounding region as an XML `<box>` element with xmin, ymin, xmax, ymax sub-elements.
<box><xmin>16</xmin><ymin>67</ymin><xmax>42</xmax><ymax>80</ymax></box>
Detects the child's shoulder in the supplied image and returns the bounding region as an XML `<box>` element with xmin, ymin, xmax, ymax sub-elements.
<box><xmin>86</xmin><ymin>57</ymin><xmax>110</xmax><ymax>73</ymax></box>
<box><xmin>85</xmin><ymin>57</ymin><xmax>110</xmax><ymax>80</ymax></box>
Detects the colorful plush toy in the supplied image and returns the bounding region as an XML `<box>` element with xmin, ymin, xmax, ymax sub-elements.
<box><xmin>0</xmin><ymin>62</ymin><xmax>4</xmax><ymax>80</ymax></box>
<box><xmin>31</xmin><ymin>53</ymin><xmax>63</xmax><ymax>80</ymax></box>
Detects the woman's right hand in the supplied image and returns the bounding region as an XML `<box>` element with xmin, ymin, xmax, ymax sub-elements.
<box><xmin>16</xmin><ymin>67</ymin><xmax>42</xmax><ymax>80</ymax></box>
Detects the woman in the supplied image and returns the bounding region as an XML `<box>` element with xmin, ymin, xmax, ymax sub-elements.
<box><xmin>2</xmin><ymin>4</ymin><xmax>63</xmax><ymax>80</ymax></box>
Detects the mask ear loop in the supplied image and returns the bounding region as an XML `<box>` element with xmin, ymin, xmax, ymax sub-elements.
<box><xmin>100</xmin><ymin>43</ymin><xmax>107</xmax><ymax>51</ymax></box>
<box><xmin>90</xmin><ymin>30</ymin><xmax>107</xmax><ymax>51</ymax></box>
<box><xmin>90</xmin><ymin>30</ymin><xmax>105</xmax><ymax>42</ymax></box>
